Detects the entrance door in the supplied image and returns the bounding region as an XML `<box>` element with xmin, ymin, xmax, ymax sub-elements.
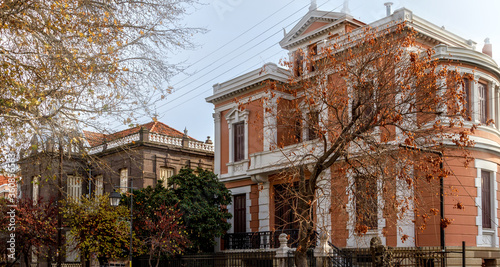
<box><xmin>233</xmin><ymin>194</ymin><xmax>246</xmax><ymax>233</ymax></box>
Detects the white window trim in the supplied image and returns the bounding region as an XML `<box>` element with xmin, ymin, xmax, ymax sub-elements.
<box><xmin>346</xmin><ymin>171</ymin><xmax>386</xmax><ymax>248</ymax></box>
<box><xmin>458</xmin><ymin>68</ymin><xmax>499</xmax><ymax>128</ymax></box>
<box><xmin>67</xmin><ymin>175</ymin><xmax>82</xmax><ymax>202</ymax></box>
<box><xmin>65</xmin><ymin>231</ymin><xmax>80</xmax><ymax>262</ymax></box>
<box><xmin>32</xmin><ymin>176</ymin><xmax>39</xmax><ymax>203</ymax></box>
<box><xmin>475</xmin><ymin>159</ymin><xmax>499</xmax><ymax>247</ymax></box>
<box><xmin>225</xmin><ymin>107</ymin><xmax>249</xmax><ymax>177</ymax></box>
<box><xmin>227</xmin><ymin>186</ymin><xmax>251</xmax><ymax>233</ymax></box>
<box><xmin>120</xmin><ymin>168</ymin><xmax>128</xmax><ymax>193</ymax></box>
<box><xmin>159</xmin><ymin>167</ymin><xmax>174</xmax><ymax>186</ymax></box>
<box><xmin>95</xmin><ymin>175</ymin><xmax>103</xmax><ymax>197</ymax></box>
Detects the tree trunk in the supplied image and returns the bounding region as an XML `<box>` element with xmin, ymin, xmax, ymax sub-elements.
<box><xmin>23</xmin><ymin>251</ymin><xmax>29</xmax><ymax>267</ymax></box>
<box><xmin>294</xmin><ymin>168</ymin><xmax>316</xmax><ymax>267</ymax></box>
<box><xmin>98</xmin><ymin>256</ymin><xmax>107</xmax><ymax>267</ymax></box>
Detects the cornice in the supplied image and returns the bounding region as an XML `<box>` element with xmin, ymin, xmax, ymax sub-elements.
<box><xmin>205</xmin><ymin>63</ymin><xmax>289</xmax><ymax>104</ymax></box>
<box><xmin>433</xmin><ymin>45</ymin><xmax>500</xmax><ymax>79</ymax></box>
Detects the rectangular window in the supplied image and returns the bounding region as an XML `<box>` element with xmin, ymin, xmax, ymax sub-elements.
<box><xmin>294</xmin><ymin>50</ymin><xmax>304</xmax><ymax>77</ymax></box>
<box><xmin>352</xmin><ymin>82</ymin><xmax>375</xmax><ymax>122</ymax></box>
<box><xmin>478</xmin><ymin>82</ymin><xmax>488</xmax><ymax>124</ymax></box>
<box><xmin>234</xmin><ymin>122</ymin><xmax>245</xmax><ymax>162</ymax></box>
<box><xmin>294</xmin><ymin>116</ymin><xmax>302</xmax><ymax>143</ymax></box>
<box><xmin>274</xmin><ymin>184</ymin><xmax>299</xmax><ymax>230</ymax></box>
<box><xmin>95</xmin><ymin>175</ymin><xmax>103</xmax><ymax>197</ymax></box>
<box><xmin>65</xmin><ymin>231</ymin><xmax>80</xmax><ymax>262</ymax></box>
<box><xmin>481</xmin><ymin>170</ymin><xmax>492</xmax><ymax>229</ymax></box>
<box><xmin>233</xmin><ymin>194</ymin><xmax>247</xmax><ymax>233</ymax></box>
<box><xmin>308</xmin><ymin>44</ymin><xmax>317</xmax><ymax>72</ymax></box>
<box><xmin>32</xmin><ymin>176</ymin><xmax>39</xmax><ymax>202</ymax></box>
<box><xmin>120</xmin><ymin>168</ymin><xmax>128</xmax><ymax>193</ymax></box>
<box><xmin>306</xmin><ymin>111</ymin><xmax>319</xmax><ymax>141</ymax></box>
<box><xmin>355</xmin><ymin>175</ymin><xmax>378</xmax><ymax>230</ymax></box>
<box><xmin>67</xmin><ymin>176</ymin><xmax>82</xmax><ymax>202</ymax></box>
<box><xmin>463</xmin><ymin>78</ymin><xmax>471</xmax><ymax>119</ymax></box>
<box><xmin>159</xmin><ymin>167</ymin><xmax>174</xmax><ymax>186</ymax></box>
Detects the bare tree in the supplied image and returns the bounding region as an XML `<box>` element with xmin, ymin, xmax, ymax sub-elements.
<box><xmin>0</xmin><ymin>0</ymin><xmax>203</xmax><ymax>158</ymax></box>
<box><xmin>257</xmin><ymin>23</ymin><xmax>473</xmax><ymax>266</ymax></box>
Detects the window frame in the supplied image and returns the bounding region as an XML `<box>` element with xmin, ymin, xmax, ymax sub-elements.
<box><xmin>119</xmin><ymin>168</ymin><xmax>128</xmax><ymax>193</ymax></box>
<box><xmin>481</xmin><ymin>170</ymin><xmax>492</xmax><ymax>229</ymax></box>
<box><xmin>474</xmin><ymin>159</ymin><xmax>498</xmax><ymax>247</ymax></box>
<box><xmin>478</xmin><ymin>81</ymin><xmax>489</xmax><ymax>124</ymax></box>
<box><xmin>159</xmin><ymin>167</ymin><xmax>174</xmax><ymax>186</ymax></box>
<box><xmin>354</xmin><ymin>174</ymin><xmax>379</xmax><ymax>230</ymax></box>
<box><xmin>67</xmin><ymin>175</ymin><xmax>82</xmax><ymax>202</ymax></box>
<box><xmin>462</xmin><ymin>78</ymin><xmax>472</xmax><ymax>120</ymax></box>
<box><xmin>95</xmin><ymin>175</ymin><xmax>103</xmax><ymax>197</ymax></box>
<box><xmin>233</xmin><ymin>122</ymin><xmax>245</xmax><ymax>162</ymax></box>
<box><xmin>32</xmin><ymin>176</ymin><xmax>39</xmax><ymax>202</ymax></box>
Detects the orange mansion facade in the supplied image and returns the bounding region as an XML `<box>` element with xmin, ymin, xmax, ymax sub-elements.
<box><xmin>206</xmin><ymin>5</ymin><xmax>500</xmax><ymax>267</ymax></box>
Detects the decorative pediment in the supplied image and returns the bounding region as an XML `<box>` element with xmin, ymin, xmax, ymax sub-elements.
<box><xmin>225</xmin><ymin>107</ymin><xmax>249</xmax><ymax>127</ymax></box>
<box><xmin>280</xmin><ymin>10</ymin><xmax>354</xmax><ymax>50</ymax></box>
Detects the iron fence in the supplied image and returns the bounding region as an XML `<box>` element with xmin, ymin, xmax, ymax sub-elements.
<box><xmin>133</xmin><ymin>245</ymin><xmax>461</xmax><ymax>267</ymax></box>
<box><xmin>222</xmin><ymin>229</ymin><xmax>299</xmax><ymax>250</ymax></box>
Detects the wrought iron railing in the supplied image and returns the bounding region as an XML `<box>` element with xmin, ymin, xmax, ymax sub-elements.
<box><xmin>223</xmin><ymin>229</ymin><xmax>299</xmax><ymax>250</ymax></box>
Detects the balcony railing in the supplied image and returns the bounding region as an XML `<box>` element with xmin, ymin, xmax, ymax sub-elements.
<box><xmin>222</xmin><ymin>229</ymin><xmax>299</xmax><ymax>250</ymax></box>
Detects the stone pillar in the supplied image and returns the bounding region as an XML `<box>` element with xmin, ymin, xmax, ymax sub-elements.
<box><xmin>275</xmin><ymin>233</ymin><xmax>292</xmax><ymax>267</ymax></box>
<box><xmin>139</xmin><ymin>127</ymin><xmax>149</xmax><ymax>142</ymax></box>
<box><xmin>314</xmin><ymin>231</ymin><xmax>333</xmax><ymax>267</ymax></box>
<box><xmin>370</xmin><ymin>236</ymin><xmax>390</xmax><ymax>267</ymax></box>
<box><xmin>182</xmin><ymin>128</ymin><xmax>189</xmax><ymax>148</ymax></box>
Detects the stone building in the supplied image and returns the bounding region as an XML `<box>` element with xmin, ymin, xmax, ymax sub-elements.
<box><xmin>18</xmin><ymin>121</ymin><xmax>214</xmax><ymax>265</ymax></box>
<box><xmin>206</xmin><ymin>3</ymin><xmax>500</xmax><ymax>266</ymax></box>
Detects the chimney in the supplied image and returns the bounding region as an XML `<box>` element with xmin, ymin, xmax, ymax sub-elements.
<box><xmin>384</xmin><ymin>2</ymin><xmax>393</xmax><ymax>16</ymax></box>
<box><xmin>482</xmin><ymin>38</ymin><xmax>492</xmax><ymax>57</ymax></box>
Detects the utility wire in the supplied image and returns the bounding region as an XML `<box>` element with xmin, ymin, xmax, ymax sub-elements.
<box><xmin>167</xmin><ymin>2</ymin><xmax>311</xmax><ymax>93</ymax></box>
<box><xmin>156</xmin><ymin>0</ymin><xmax>344</xmax><ymax>117</ymax></box>
<box><xmin>172</xmin><ymin>0</ymin><xmax>302</xmax><ymax>78</ymax></box>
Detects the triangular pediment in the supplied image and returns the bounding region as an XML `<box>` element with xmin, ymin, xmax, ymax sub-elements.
<box><xmin>279</xmin><ymin>9</ymin><xmax>363</xmax><ymax>50</ymax></box>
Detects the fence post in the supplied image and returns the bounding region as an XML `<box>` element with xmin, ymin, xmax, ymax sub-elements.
<box><xmin>314</xmin><ymin>232</ymin><xmax>332</xmax><ymax>267</ymax></box>
<box><xmin>275</xmin><ymin>233</ymin><xmax>291</xmax><ymax>267</ymax></box>
<box><xmin>462</xmin><ymin>241</ymin><xmax>465</xmax><ymax>267</ymax></box>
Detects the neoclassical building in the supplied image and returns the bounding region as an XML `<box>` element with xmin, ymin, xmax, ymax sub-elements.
<box><xmin>206</xmin><ymin>3</ymin><xmax>499</xmax><ymax>266</ymax></box>
<box><xmin>19</xmin><ymin>121</ymin><xmax>214</xmax><ymax>265</ymax></box>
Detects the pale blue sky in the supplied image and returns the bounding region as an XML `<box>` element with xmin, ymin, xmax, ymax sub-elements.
<box><xmin>137</xmin><ymin>0</ymin><xmax>500</xmax><ymax>141</ymax></box>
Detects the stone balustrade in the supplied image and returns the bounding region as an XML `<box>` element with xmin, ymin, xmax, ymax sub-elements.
<box><xmin>88</xmin><ymin>131</ymin><xmax>213</xmax><ymax>154</ymax></box>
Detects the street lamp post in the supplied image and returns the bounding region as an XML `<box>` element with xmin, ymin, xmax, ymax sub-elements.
<box><xmin>109</xmin><ymin>184</ymin><xmax>134</xmax><ymax>267</ymax></box>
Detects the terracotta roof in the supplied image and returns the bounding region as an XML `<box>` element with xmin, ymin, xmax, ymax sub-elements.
<box><xmin>84</xmin><ymin>121</ymin><xmax>198</xmax><ymax>147</ymax></box>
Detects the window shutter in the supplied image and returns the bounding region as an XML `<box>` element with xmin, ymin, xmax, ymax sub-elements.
<box><xmin>120</xmin><ymin>168</ymin><xmax>128</xmax><ymax>193</ymax></box>
<box><xmin>478</xmin><ymin>83</ymin><xmax>488</xmax><ymax>124</ymax></box>
<box><xmin>95</xmin><ymin>175</ymin><xmax>103</xmax><ymax>197</ymax></box>
<box><xmin>234</xmin><ymin>122</ymin><xmax>245</xmax><ymax>162</ymax></box>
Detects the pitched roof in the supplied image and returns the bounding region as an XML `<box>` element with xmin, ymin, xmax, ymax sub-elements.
<box><xmin>84</xmin><ymin>121</ymin><xmax>197</xmax><ymax>147</ymax></box>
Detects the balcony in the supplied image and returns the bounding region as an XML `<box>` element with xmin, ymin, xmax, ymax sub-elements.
<box><xmin>222</xmin><ymin>230</ymin><xmax>299</xmax><ymax>250</ymax></box>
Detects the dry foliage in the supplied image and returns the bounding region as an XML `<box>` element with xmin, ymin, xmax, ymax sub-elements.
<box><xmin>256</xmin><ymin>23</ymin><xmax>473</xmax><ymax>266</ymax></box>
